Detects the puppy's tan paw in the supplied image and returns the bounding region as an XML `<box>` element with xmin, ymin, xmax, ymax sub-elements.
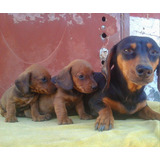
<box><xmin>95</xmin><ymin>114</ymin><xmax>114</xmax><ymax>131</ymax></box>
<box><xmin>5</xmin><ymin>116</ymin><xmax>18</xmax><ymax>122</ymax></box>
<box><xmin>58</xmin><ymin>117</ymin><xmax>73</xmax><ymax>125</ymax></box>
<box><xmin>45</xmin><ymin>113</ymin><xmax>53</xmax><ymax>120</ymax></box>
<box><xmin>32</xmin><ymin>115</ymin><xmax>46</xmax><ymax>121</ymax></box>
<box><xmin>80</xmin><ymin>113</ymin><xmax>93</xmax><ymax>120</ymax></box>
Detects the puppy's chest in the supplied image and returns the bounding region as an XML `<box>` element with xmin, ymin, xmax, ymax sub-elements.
<box><xmin>13</xmin><ymin>95</ymin><xmax>38</xmax><ymax>107</ymax></box>
<box><xmin>62</xmin><ymin>89</ymin><xmax>83</xmax><ymax>105</ymax></box>
<box><xmin>105</xmin><ymin>83</ymin><xmax>147</xmax><ymax>114</ymax></box>
<box><xmin>103</xmin><ymin>97</ymin><xmax>146</xmax><ymax>114</ymax></box>
<box><xmin>65</xmin><ymin>94</ymin><xmax>82</xmax><ymax>105</ymax></box>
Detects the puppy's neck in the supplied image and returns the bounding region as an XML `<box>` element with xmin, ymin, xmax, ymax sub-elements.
<box><xmin>105</xmin><ymin>67</ymin><xmax>146</xmax><ymax>112</ymax></box>
<box><xmin>15</xmin><ymin>86</ymin><xmax>36</xmax><ymax>98</ymax></box>
<box><xmin>63</xmin><ymin>88</ymin><xmax>82</xmax><ymax>97</ymax></box>
<box><xmin>114</xmin><ymin>65</ymin><xmax>143</xmax><ymax>93</ymax></box>
<box><xmin>126</xmin><ymin>80</ymin><xmax>143</xmax><ymax>92</ymax></box>
<box><xmin>108</xmin><ymin>66</ymin><xmax>145</xmax><ymax>98</ymax></box>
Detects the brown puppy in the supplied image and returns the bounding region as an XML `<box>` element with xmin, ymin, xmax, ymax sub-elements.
<box><xmin>37</xmin><ymin>59</ymin><xmax>98</xmax><ymax>125</ymax></box>
<box><xmin>0</xmin><ymin>64</ymin><xmax>57</xmax><ymax>122</ymax></box>
<box><xmin>87</xmin><ymin>36</ymin><xmax>160</xmax><ymax>131</ymax></box>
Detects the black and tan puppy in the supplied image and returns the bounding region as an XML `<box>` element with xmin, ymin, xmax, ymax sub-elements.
<box><xmin>88</xmin><ymin>36</ymin><xmax>160</xmax><ymax>131</ymax></box>
<box><xmin>37</xmin><ymin>59</ymin><xmax>98</xmax><ymax>125</ymax></box>
<box><xmin>0</xmin><ymin>64</ymin><xmax>57</xmax><ymax>122</ymax></box>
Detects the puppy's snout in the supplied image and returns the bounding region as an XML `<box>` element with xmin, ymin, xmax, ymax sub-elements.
<box><xmin>136</xmin><ymin>65</ymin><xmax>153</xmax><ymax>78</ymax></box>
<box><xmin>51</xmin><ymin>76</ymin><xmax>56</xmax><ymax>84</ymax></box>
<box><xmin>91</xmin><ymin>84</ymin><xmax>97</xmax><ymax>90</ymax></box>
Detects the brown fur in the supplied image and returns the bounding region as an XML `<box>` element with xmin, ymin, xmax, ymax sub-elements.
<box><xmin>37</xmin><ymin>59</ymin><xmax>98</xmax><ymax>125</ymax></box>
<box><xmin>136</xmin><ymin>105</ymin><xmax>160</xmax><ymax>120</ymax></box>
<box><xmin>0</xmin><ymin>64</ymin><xmax>57</xmax><ymax>122</ymax></box>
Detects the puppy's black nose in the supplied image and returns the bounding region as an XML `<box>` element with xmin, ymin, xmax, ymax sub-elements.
<box><xmin>51</xmin><ymin>76</ymin><xmax>56</xmax><ymax>84</ymax></box>
<box><xmin>92</xmin><ymin>84</ymin><xmax>97</xmax><ymax>90</ymax></box>
<box><xmin>136</xmin><ymin>65</ymin><xmax>153</xmax><ymax>78</ymax></box>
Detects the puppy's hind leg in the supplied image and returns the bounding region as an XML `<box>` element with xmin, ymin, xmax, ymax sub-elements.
<box><xmin>31</xmin><ymin>101</ymin><xmax>46</xmax><ymax>121</ymax></box>
<box><xmin>24</xmin><ymin>109</ymin><xmax>32</xmax><ymax>118</ymax></box>
<box><xmin>54</xmin><ymin>99</ymin><xmax>73</xmax><ymax>125</ymax></box>
<box><xmin>5</xmin><ymin>102</ymin><xmax>18</xmax><ymax>122</ymax></box>
<box><xmin>137</xmin><ymin>105</ymin><xmax>160</xmax><ymax>120</ymax></box>
<box><xmin>0</xmin><ymin>102</ymin><xmax>6</xmax><ymax>117</ymax></box>
<box><xmin>75</xmin><ymin>100</ymin><xmax>93</xmax><ymax>120</ymax></box>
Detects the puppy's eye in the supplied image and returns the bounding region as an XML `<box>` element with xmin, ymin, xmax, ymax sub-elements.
<box><xmin>78</xmin><ymin>75</ymin><xmax>84</xmax><ymax>80</ymax></box>
<box><xmin>123</xmin><ymin>48</ymin><xmax>134</xmax><ymax>54</ymax></box>
<box><xmin>41</xmin><ymin>77</ymin><xmax>47</xmax><ymax>83</ymax></box>
<box><xmin>149</xmin><ymin>50</ymin><xmax>159</xmax><ymax>55</ymax></box>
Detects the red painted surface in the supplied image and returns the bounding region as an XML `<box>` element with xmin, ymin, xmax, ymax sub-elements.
<box><xmin>0</xmin><ymin>13</ymin><xmax>122</xmax><ymax>97</ymax></box>
<box><xmin>130</xmin><ymin>13</ymin><xmax>160</xmax><ymax>19</ymax></box>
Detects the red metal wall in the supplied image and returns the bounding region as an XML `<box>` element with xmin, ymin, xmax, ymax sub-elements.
<box><xmin>0</xmin><ymin>13</ymin><xmax>127</xmax><ymax>97</ymax></box>
<box><xmin>130</xmin><ymin>13</ymin><xmax>160</xmax><ymax>19</ymax></box>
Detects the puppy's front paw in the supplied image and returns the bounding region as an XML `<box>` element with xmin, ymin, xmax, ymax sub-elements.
<box><xmin>80</xmin><ymin>113</ymin><xmax>93</xmax><ymax>120</ymax></box>
<box><xmin>5</xmin><ymin>116</ymin><xmax>18</xmax><ymax>122</ymax></box>
<box><xmin>58</xmin><ymin>117</ymin><xmax>73</xmax><ymax>125</ymax></box>
<box><xmin>32</xmin><ymin>115</ymin><xmax>46</xmax><ymax>121</ymax></box>
<box><xmin>95</xmin><ymin>114</ymin><xmax>114</xmax><ymax>131</ymax></box>
<box><xmin>45</xmin><ymin>113</ymin><xmax>53</xmax><ymax>120</ymax></box>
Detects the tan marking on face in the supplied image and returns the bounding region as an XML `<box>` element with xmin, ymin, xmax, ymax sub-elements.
<box><xmin>147</xmin><ymin>43</ymin><xmax>152</xmax><ymax>49</ymax></box>
<box><xmin>130</xmin><ymin>43</ymin><xmax>136</xmax><ymax>49</ymax></box>
<box><xmin>151</xmin><ymin>58</ymin><xmax>159</xmax><ymax>71</ymax></box>
<box><xmin>117</xmin><ymin>54</ymin><xmax>143</xmax><ymax>92</ymax></box>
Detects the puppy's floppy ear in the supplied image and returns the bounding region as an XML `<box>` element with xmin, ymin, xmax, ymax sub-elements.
<box><xmin>54</xmin><ymin>66</ymin><xmax>73</xmax><ymax>90</ymax></box>
<box><xmin>102</xmin><ymin>44</ymin><xmax>117</xmax><ymax>89</ymax></box>
<box><xmin>157</xmin><ymin>60</ymin><xmax>160</xmax><ymax>92</ymax></box>
<box><xmin>15</xmin><ymin>72</ymin><xmax>31</xmax><ymax>94</ymax></box>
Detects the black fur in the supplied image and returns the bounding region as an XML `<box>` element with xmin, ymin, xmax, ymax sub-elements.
<box><xmin>83</xmin><ymin>72</ymin><xmax>106</xmax><ymax>117</ymax></box>
<box><xmin>85</xmin><ymin>36</ymin><xmax>160</xmax><ymax>117</ymax></box>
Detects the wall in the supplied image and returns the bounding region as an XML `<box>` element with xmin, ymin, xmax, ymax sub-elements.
<box><xmin>0</xmin><ymin>13</ymin><xmax>128</xmax><ymax>97</ymax></box>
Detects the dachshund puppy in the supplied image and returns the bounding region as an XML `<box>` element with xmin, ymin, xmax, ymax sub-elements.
<box><xmin>88</xmin><ymin>36</ymin><xmax>160</xmax><ymax>131</ymax></box>
<box><xmin>0</xmin><ymin>64</ymin><xmax>57</xmax><ymax>122</ymax></box>
<box><xmin>37</xmin><ymin>59</ymin><xmax>98</xmax><ymax>125</ymax></box>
